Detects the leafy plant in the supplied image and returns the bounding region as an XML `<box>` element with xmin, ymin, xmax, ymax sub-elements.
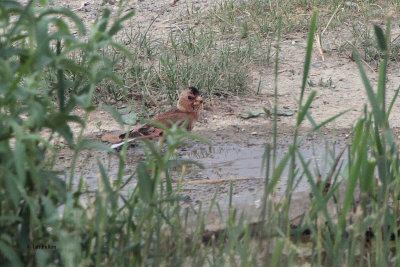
<box><xmin>0</xmin><ymin>1</ymin><xmax>134</xmax><ymax>265</ymax></box>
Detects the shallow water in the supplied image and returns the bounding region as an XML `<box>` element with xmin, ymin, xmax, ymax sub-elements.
<box><xmin>62</xmin><ymin>134</ymin><xmax>348</xmax><ymax>205</ymax></box>
<box><xmin>179</xmin><ymin>136</ymin><xmax>347</xmax><ymax>193</ymax></box>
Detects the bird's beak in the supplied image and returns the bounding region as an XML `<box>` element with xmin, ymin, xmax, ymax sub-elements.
<box><xmin>193</xmin><ymin>97</ymin><xmax>203</xmax><ymax>106</ymax></box>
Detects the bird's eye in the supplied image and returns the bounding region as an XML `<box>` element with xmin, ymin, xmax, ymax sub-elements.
<box><xmin>188</xmin><ymin>96</ymin><xmax>193</xmax><ymax>100</ymax></box>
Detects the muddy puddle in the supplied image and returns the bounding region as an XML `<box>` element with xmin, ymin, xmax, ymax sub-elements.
<box><xmin>185</xmin><ymin>137</ymin><xmax>347</xmax><ymax>181</ymax></box>
<box><xmin>59</xmin><ymin>133</ymin><xmax>349</xmax><ymax>206</ymax></box>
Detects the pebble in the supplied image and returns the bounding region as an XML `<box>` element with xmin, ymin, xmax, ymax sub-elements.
<box><xmin>345</xmin><ymin>1</ymin><xmax>357</xmax><ymax>7</ymax></box>
<box><xmin>312</xmin><ymin>62</ymin><xmax>322</xmax><ymax>68</ymax></box>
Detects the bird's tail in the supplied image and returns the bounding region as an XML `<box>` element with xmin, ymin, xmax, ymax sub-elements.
<box><xmin>110</xmin><ymin>137</ymin><xmax>138</xmax><ymax>150</ymax></box>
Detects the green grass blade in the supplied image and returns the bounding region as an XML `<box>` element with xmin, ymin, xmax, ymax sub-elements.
<box><xmin>137</xmin><ymin>162</ymin><xmax>153</xmax><ymax>203</ymax></box>
<box><xmin>376</xmin><ymin>59</ymin><xmax>387</xmax><ymax>112</ymax></box>
<box><xmin>38</xmin><ymin>7</ymin><xmax>86</xmax><ymax>35</ymax></box>
<box><xmin>297</xmin><ymin>90</ymin><xmax>316</xmax><ymax>126</ymax></box>
<box><xmin>102</xmin><ymin>104</ymin><xmax>124</xmax><ymax>126</ymax></box>
<box><xmin>272</xmin><ymin>17</ymin><xmax>282</xmax><ymax>168</ymax></box>
<box><xmin>373</xmin><ymin>24</ymin><xmax>387</xmax><ymax>52</ymax></box>
<box><xmin>270</xmin><ymin>239</ymin><xmax>284</xmax><ymax>267</ymax></box>
<box><xmin>266</xmin><ymin>153</ymin><xmax>290</xmax><ymax>195</ymax></box>
<box><xmin>0</xmin><ymin>241</ymin><xmax>23</xmax><ymax>267</ymax></box>
<box><xmin>97</xmin><ymin>159</ymin><xmax>113</xmax><ymax>195</ymax></box>
<box><xmin>339</xmin><ymin>134</ymin><xmax>365</xmax><ymax>230</ymax></box>
<box><xmin>306</xmin><ymin>109</ymin><xmax>349</xmax><ymax>132</ymax></box>
<box><xmin>79</xmin><ymin>139</ymin><xmax>114</xmax><ymax>152</ymax></box>
<box><xmin>300</xmin><ymin>10</ymin><xmax>318</xmax><ymax>103</ymax></box>
<box><xmin>354</xmin><ymin>52</ymin><xmax>382</xmax><ymax>124</ymax></box>
<box><xmin>386</xmin><ymin>85</ymin><xmax>400</xmax><ymax>122</ymax></box>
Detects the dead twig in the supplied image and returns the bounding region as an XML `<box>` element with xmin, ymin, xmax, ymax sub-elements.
<box><xmin>315</xmin><ymin>4</ymin><xmax>342</xmax><ymax>61</ymax></box>
<box><xmin>185</xmin><ymin>177</ymin><xmax>265</xmax><ymax>185</ymax></box>
<box><xmin>315</xmin><ymin>33</ymin><xmax>325</xmax><ymax>61</ymax></box>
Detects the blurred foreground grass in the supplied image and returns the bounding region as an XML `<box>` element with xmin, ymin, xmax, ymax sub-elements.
<box><xmin>2</xmin><ymin>1</ymin><xmax>400</xmax><ymax>266</ymax></box>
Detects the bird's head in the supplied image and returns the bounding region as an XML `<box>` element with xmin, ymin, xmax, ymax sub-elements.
<box><xmin>177</xmin><ymin>87</ymin><xmax>203</xmax><ymax>112</ymax></box>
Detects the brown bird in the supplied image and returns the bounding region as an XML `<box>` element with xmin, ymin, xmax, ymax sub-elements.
<box><xmin>111</xmin><ymin>87</ymin><xmax>203</xmax><ymax>149</ymax></box>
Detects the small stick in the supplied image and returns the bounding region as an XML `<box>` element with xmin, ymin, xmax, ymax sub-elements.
<box><xmin>186</xmin><ymin>177</ymin><xmax>265</xmax><ymax>185</ymax></box>
<box><xmin>315</xmin><ymin>3</ymin><xmax>341</xmax><ymax>62</ymax></box>
<box><xmin>321</xmin><ymin>4</ymin><xmax>342</xmax><ymax>36</ymax></box>
<box><xmin>315</xmin><ymin>33</ymin><xmax>325</xmax><ymax>61</ymax></box>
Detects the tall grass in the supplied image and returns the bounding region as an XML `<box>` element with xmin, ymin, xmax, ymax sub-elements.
<box><xmin>2</xmin><ymin>0</ymin><xmax>400</xmax><ymax>266</ymax></box>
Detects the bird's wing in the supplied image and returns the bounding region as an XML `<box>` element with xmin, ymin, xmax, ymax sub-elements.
<box><xmin>119</xmin><ymin>124</ymin><xmax>163</xmax><ymax>139</ymax></box>
<box><xmin>152</xmin><ymin>108</ymin><xmax>192</xmax><ymax>127</ymax></box>
<box><xmin>113</xmin><ymin>126</ymin><xmax>163</xmax><ymax>150</ymax></box>
<box><xmin>118</xmin><ymin>109</ymin><xmax>193</xmax><ymax>140</ymax></box>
